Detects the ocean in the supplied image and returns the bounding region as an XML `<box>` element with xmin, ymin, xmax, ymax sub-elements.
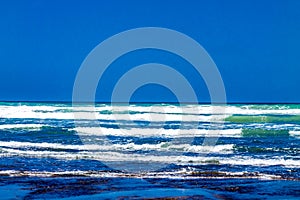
<box><xmin>0</xmin><ymin>102</ymin><xmax>299</xmax><ymax>199</ymax></box>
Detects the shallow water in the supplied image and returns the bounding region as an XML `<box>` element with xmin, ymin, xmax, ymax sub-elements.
<box><xmin>0</xmin><ymin>102</ymin><xmax>299</xmax><ymax>199</ymax></box>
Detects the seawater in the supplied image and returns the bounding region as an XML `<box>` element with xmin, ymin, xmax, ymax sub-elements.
<box><xmin>0</xmin><ymin>102</ymin><xmax>299</xmax><ymax>199</ymax></box>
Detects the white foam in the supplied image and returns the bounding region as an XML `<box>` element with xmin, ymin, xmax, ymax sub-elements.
<box><xmin>0</xmin><ymin>105</ymin><xmax>230</xmax><ymax>122</ymax></box>
<box><xmin>0</xmin><ymin>170</ymin><xmax>284</xmax><ymax>180</ymax></box>
<box><xmin>0</xmin><ymin>124</ymin><xmax>44</xmax><ymax>130</ymax></box>
<box><xmin>290</xmin><ymin>131</ymin><xmax>300</xmax><ymax>138</ymax></box>
<box><xmin>1</xmin><ymin>147</ymin><xmax>299</xmax><ymax>168</ymax></box>
<box><xmin>2</xmin><ymin>104</ymin><xmax>300</xmax><ymax>121</ymax></box>
<box><xmin>0</xmin><ymin>169</ymin><xmax>286</xmax><ymax>180</ymax></box>
<box><xmin>0</xmin><ymin>141</ymin><xmax>233</xmax><ymax>154</ymax></box>
<box><xmin>220</xmin><ymin>156</ymin><xmax>300</xmax><ymax>168</ymax></box>
<box><xmin>74</xmin><ymin>127</ymin><xmax>242</xmax><ymax>138</ymax></box>
<box><xmin>127</xmin><ymin>104</ymin><xmax>300</xmax><ymax>115</ymax></box>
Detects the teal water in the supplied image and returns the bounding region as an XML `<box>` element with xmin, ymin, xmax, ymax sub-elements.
<box><xmin>0</xmin><ymin>103</ymin><xmax>299</xmax><ymax>199</ymax></box>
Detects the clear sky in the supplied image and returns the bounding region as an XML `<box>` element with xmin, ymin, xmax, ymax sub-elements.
<box><xmin>0</xmin><ymin>0</ymin><xmax>299</xmax><ymax>103</ymax></box>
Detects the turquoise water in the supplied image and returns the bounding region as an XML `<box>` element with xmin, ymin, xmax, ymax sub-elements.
<box><xmin>0</xmin><ymin>102</ymin><xmax>299</xmax><ymax>199</ymax></box>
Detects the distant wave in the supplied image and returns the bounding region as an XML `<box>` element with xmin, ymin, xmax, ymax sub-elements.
<box><xmin>2</xmin><ymin>104</ymin><xmax>300</xmax><ymax>120</ymax></box>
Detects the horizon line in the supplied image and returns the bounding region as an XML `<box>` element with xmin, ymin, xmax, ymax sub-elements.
<box><xmin>1</xmin><ymin>100</ymin><xmax>300</xmax><ymax>105</ymax></box>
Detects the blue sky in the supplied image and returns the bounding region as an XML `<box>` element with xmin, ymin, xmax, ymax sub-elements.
<box><xmin>0</xmin><ymin>0</ymin><xmax>299</xmax><ymax>103</ymax></box>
